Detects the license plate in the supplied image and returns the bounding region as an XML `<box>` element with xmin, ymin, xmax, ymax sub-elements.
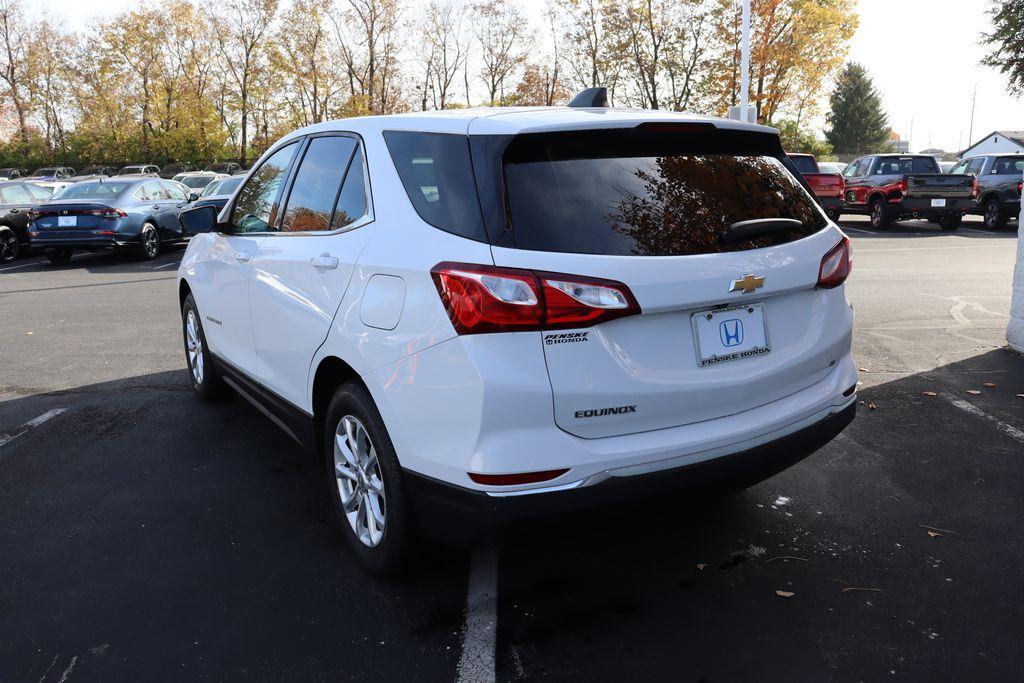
<box><xmin>57</xmin><ymin>215</ymin><xmax>77</xmax><ymax>227</ymax></box>
<box><xmin>693</xmin><ymin>304</ymin><xmax>771</xmax><ymax>368</ymax></box>
<box><xmin>931</xmin><ymin>198</ymin><xmax>946</xmax><ymax>208</ymax></box>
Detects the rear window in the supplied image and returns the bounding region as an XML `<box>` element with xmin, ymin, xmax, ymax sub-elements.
<box><xmin>52</xmin><ymin>182</ymin><xmax>131</xmax><ymax>200</ymax></box>
<box><xmin>788</xmin><ymin>155</ymin><xmax>817</xmax><ymax>174</ymax></box>
<box><xmin>872</xmin><ymin>157</ymin><xmax>939</xmax><ymax>174</ymax></box>
<box><xmin>993</xmin><ymin>157</ymin><xmax>1024</xmax><ymax>175</ymax></box>
<box><xmin>501</xmin><ymin>130</ymin><xmax>826</xmax><ymax>256</ymax></box>
<box><xmin>383</xmin><ymin>131</ymin><xmax>487</xmax><ymax>241</ymax></box>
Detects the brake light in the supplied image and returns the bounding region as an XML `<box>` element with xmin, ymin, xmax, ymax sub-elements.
<box><xmin>96</xmin><ymin>208</ymin><xmax>127</xmax><ymax>219</ymax></box>
<box><xmin>838</xmin><ymin>176</ymin><xmax>845</xmax><ymax>194</ymax></box>
<box><xmin>973</xmin><ymin>177</ymin><xmax>979</xmax><ymax>199</ymax></box>
<box><xmin>897</xmin><ymin>178</ymin><xmax>907</xmax><ymax>195</ymax></box>
<box><xmin>817</xmin><ymin>237</ymin><xmax>852</xmax><ymax>289</ymax></box>
<box><xmin>431</xmin><ymin>262</ymin><xmax>641</xmax><ymax>334</ymax></box>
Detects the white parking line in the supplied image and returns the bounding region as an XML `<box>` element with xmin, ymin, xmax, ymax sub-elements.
<box><xmin>456</xmin><ymin>542</ymin><xmax>498</xmax><ymax>683</ymax></box>
<box><xmin>944</xmin><ymin>395</ymin><xmax>1024</xmax><ymax>445</ymax></box>
<box><xmin>958</xmin><ymin>227</ymin><xmax>998</xmax><ymax>236</ymax></box>
<box><xmin>0</xmin><ymin>408</ymin><xmax>66</xmax><ymax>449</ymax></box>
<box><xmin>842</xmin><ymin>227</ymin><xmax>878</xmax><ymax>235</ymax></box>
<box><xmin>0</xmin><ymin>258</ymin><xmax>46</xmax><ymax>273</ymax></box>
<box><xmin>149</xmin><ymin>260</ymin><xmax>181</xmax><ymax>270</ymax></box>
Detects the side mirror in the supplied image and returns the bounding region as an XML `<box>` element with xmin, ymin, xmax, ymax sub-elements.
<box><xmin>188</xmin><ymin>192</ymin><xmax>200</xmax><ymax>202</ymax></box>
<box><xmin>179</xmin><ymin>205</ymin><xmax>224</xmax><ymax>235</ymax></box>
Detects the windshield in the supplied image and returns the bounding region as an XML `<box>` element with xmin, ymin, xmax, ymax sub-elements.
<box><xmin>788</xmin><ymin>155</ymin><xmax>818</xmax><ymax>174</ymax></box>
<box><xmin>201</xmin><ymin>176</ymin><xmax>241</xmax><ymax>196</ymax></box>
<box><xmin>499</xmin><ymin>130</ymin><xmax>826</xmax><ymax>256</ymax></box>
<box><xmin>181</xmin><ymin>175</ymin><xmax>214</xmax><ymax>189</ymax></box>
<box><xmin>51</xmin><ymin>181</ymin><xmax>131</xmax><ymax>200</ymax></box>
<box><xmin>32</xmin><ymin>168</ymin><xmax>58</xmax><ymax>176</ymax></box>
<box><xmin>119</xmin><ymin>166</ymin><xmax>145</xmax><ymax>174</ymax></box>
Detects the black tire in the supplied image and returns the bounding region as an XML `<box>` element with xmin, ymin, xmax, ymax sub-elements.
<box><xmin>0</xmin><ymin>227</ymin><xmax>17</xmax><ymax>263</ymax></box>
<box><xmin>181</xmin><ymin>293</ymin><xmax>226</xmax><ymax>401</ymax></box>
<box><xmin>983</xmin><ymin>198</ymin><xmax>1008</xmax><ymax>230</ymax></box>
<box><xmin>940</xmin><ymin>212</ymin><xmax>962</xmax><ymax>231</ymax></box>
<box><xmin>323</xmin><ymin>382</ymin><xmax>414</xmax><ymax>575</ymax></box>
<box><xmin>46</xmin><ymin>248</ymin><xmax>73</xmax><ymax>266</ymax></box>
<box><xmin>825</xmin><ymin>208</ymin><xmax>841</xmax><ymax>222</ymax></box>
<box><xmin>869</xmin><ymin>198</ymin><xmax>892</xmax><ymax>229</ymax></box>
<box><xmin>136</xmin><ymin>222</ymin><xmax>160</xmax><ymax>260</ymax></box>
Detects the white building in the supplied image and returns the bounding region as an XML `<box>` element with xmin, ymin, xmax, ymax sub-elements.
<box><xmin>959</xmin><ymin>131</ymin><xmax>1024</xmax><ymax>158</ymax></box>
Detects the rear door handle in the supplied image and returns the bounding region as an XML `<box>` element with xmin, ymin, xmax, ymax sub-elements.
<box><xmin>235</xmin><ymin>251</ymin><xmax>252</xmax><ymax>263</ymax></box>
<box><xmin>310</xmin><ymin>253</ymin><xmax>339</xmax><ymax>270</ymax></box>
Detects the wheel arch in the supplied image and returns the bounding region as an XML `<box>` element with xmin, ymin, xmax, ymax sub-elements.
<box><xmin>311</xmin><ymin>355</ymin><xmax>366</xmax><ymax>460</ymax></box>
<box><xmin>980</xmin><ymin>191</ymin><xmax>1001</xmax><ymax>207</ymax></box>
<box><xmin>178</xmin><ymin>278</ymin><xmax>192</xmax><ymax>311</ymax></box>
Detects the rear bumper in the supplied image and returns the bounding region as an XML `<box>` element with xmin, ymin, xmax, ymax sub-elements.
<box><xmin>816</xmin><ymin>196</ymin><xmax>844</xmax><ymax>211</ymax></box>
<box><xmin>896</xmin><ymin>197</ymin><xmax>975</xmax><ymax>213</ymax></box>
<box><xmin>31</xmin><ymin>233</ymin><xmax>141</xmax><ymax>250</ymax></box>
<box><xmin>407</xmin><ymin>401</ymin><xmax>855</xmax><ymax>540</ymax></box>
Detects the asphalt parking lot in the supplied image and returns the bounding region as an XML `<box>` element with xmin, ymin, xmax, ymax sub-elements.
<box><xmin>1</xmin><ymin>215</ymin><xmax>1022</xmax><ymax>681</ymax></box>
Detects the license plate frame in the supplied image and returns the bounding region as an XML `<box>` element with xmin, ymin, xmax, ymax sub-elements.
<box><xmin>930</xmin><ymin>198</ymin><xmax>946</xmax><ymax>208</ymax></box>
<box><xmin>57</xmin><ymin>215</ymin><xmax>77</xmax><ymax>227</ymax></box>
<box><xmin>692</xmin><ymin>303</ymin><xmax>771</xmax><ymax>368</ymax></box>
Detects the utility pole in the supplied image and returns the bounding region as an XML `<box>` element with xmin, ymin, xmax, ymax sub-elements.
<box><xmin>739</xmin><ymin>0</ymin><xmax>750</xmax><ymax>123</ymax></box>
<box><xmin>968</xmin><ymin>84</ymin><xmax>977</xmax><ymax>145</ymax></box>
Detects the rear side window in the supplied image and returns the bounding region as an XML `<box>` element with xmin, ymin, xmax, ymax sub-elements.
<box><xmin>993</xmin><ymin>157</ymin><xmax>1024</xmax><ymax>174</ymax></box>
<box><xmin>788</xmin><ymin>155</ymin><xmax>817</xmax><ymax>174</ymax></box>
<box><xmin>501</xmin><ymin>130</ymin><xmax>826</xmax><ymax>257</ymax></box>
<box><xmin>333</xmin><ymin>147</ymin><xmax>367</xmax><ymax>229</ymax></box>
<box><xmin>24</xmin><ymin>184</ymin><xmax>51</xmax><ymax>200</ymax></box>
<box><xmin>281</xmin><ymin>136</ymin><xmax>358</xmax><ymax>232</ymax></box>
<box><xmin>383</xmin><ymin>131</ymin><xmax>486</xmax><ymax>241</ymax></box>
<box><xmin>0</xmin><ymin>184</ymin><xmax>31</xmax><ymax>204</ymax></box>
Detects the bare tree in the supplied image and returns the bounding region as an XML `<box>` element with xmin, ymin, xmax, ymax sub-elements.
<box><xmin>210</xmin><ymin>0</ymin><xmax>278</xmax><ymax>165</ymax></box>
<box><xmin>472</xmin><ymin>0</ymin><xmax>528</xmax><ymax>105</ymax></box>
<box><xmin>418</xmin><ymin>0</ymin><xmax>468</xmax><ymax>109</ymax></box>
<box><xmin>337</xmin><ymin>0</ymin><xmax>404</xmax><ymax>113</ymax></box>
<box><xmin>0</xmin><ymin>0</ymin><xmax>32</xmax><ymax>142</ymax></box>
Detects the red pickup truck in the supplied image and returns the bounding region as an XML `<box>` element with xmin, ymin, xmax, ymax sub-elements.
<box><xmin>786</xmin><ymin>153</ymin><xmax>844</xmax><ymax>220</ymax></box>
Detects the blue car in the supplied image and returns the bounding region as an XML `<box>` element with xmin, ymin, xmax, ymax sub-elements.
<box><xmin>31</xmin><ymin>177</ymin><xmax>196</xmax><ymax>264</ymax></box>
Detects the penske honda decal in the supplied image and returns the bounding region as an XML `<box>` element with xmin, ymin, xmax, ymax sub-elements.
<box><xmin>544</xmin><ymin>332</ymin><xmax>589</xmax><ymax>345</ymax></box>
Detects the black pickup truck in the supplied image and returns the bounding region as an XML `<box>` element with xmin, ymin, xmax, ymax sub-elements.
<box><xmin>949</xmin><ymin>154</ymin><xmax>1022</xmax><ymax>229</ymax></box>
<box><xmin>842</xmin><ymin>154</ymin><xmax>976</xmax><ymax>230</ymax></box>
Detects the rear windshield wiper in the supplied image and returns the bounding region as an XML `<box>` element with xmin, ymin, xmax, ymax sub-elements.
<box><xmin>721</xmin><ymin>218</ymin><xmax>803</xmax><ymax>245</ymax></box>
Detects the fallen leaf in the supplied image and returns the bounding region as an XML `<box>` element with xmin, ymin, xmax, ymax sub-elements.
<box><xmin>983</xmin><ymin>382</ymin><xmax>996</xmax><ymax>388</ymax></box>
<box><xmin>967</xmin><ymin>390</ymin><xmax>982</xmax><ymax>395</ymax></box>
<box><xmin>696</xmin><ymin>563</ymin><xmax>706</xmax><ymax>571</ymax></box>
<box><xmin>858</xmin><ymin>367</ymin><xmax>868</xmax><ymax>372</ymax></box>
<box><xmin>922</xmin><ymin>391</ymin><xmax>937</xmax><ymax>397</ymax></box>
<box><xmin>927</xmin><ymin>530</ymin><xmax>941</xmax><ymax>538</ymax></box>
<box><xmin>25</xmin><ymin>331</ymin><xmax>33</xmax><ymax>335</ymax></box>
<box><xmin>867</xmin><ymin>402</ymin><xmax>877</xmax><ymax>410</ymax></box>
<box><xmin>775</xmin><ymin>590</ymin><xmax>795</xmax><ymax>598</ymax></box>
<box><xmin>1017</xmin><ymin>394</ymin><xmax>1024</xmax><ymax>399</ymax></box>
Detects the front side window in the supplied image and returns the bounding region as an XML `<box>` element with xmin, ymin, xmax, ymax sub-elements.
<box><xmin>230</xmin><ymin>142</ymin><xmax>299</xmax><ymax>233</ymax></box>
<box><xmin>162</xmin><ymin>181</ymin><xmax>188</xmax><ymax>201</ymax></box>
<box><xmin>281</xmin><ymin>136</ymin><xmax>358</xmax><ymax>232</ymax></box>
<box><xmin>0</xmin><ymin>184</ymin><xmax>31</xmax><ymax>204</ymax></box>
<box><xmin>967</xmin><ymin>158</ymin><xmax>985</xmax><ymax>175</ymax></box>
<box><xmin>502</xmin><ymin>130</ymin><xmax>826</xmax><ymax>257</ymax></box>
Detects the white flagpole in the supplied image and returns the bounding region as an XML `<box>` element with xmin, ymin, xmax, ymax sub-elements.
<box><xmin>740</xmin><ymin>0</ymin><xmax>751</xmax><ymax>123</ymax></box>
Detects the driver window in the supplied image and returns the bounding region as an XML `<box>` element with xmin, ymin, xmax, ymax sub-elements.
<box><xmin>230</xmin><ymin>142</ymin><xmax>299</xmax><ymax>233</ymax></box>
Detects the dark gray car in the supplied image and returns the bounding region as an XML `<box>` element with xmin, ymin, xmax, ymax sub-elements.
<box><xmin>950</xmin><ymin>154</ymin><xmax>1022</xmax><ymax>229</ymax></box>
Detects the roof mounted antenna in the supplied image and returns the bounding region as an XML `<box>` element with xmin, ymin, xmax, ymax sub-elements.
<box><xmin>567</xmin><ymin>87</ymin><xmax>609</xmax><ymax>108</ymax></box>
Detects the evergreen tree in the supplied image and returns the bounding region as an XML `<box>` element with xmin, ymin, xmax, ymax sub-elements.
<box><xmin>981</xmin><ymin>0</ymin><xmax>1024</xmax><ymax>96</ymax></box>
<box><xmin>825</xmin><ymin>63</ymin><xmax>891</xmax><ymax>155</ymax></box>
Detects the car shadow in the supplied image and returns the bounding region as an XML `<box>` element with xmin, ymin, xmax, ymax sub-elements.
<box><xmin>493</xmin><ymin>348</ymin><xmax>1024</xmax><ymax>681</ymax></box>
<box><xmin>0</xmin><ymin>370</ymin><xmax>466</xmax><ymax>681</ymax></box>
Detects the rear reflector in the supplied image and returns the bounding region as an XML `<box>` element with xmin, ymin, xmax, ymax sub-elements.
<box><xmin>431</xmin><ymin>262</ymin><xmax>640</xmax><ymax>334</ymax></box>
<box><xmin>817</xmin><ymin>237</ymin><xmax>851</xmax><ymax>289</ymax></box>
<box><xmin>468</xmin><ymin>468</ymin><xmax>570</xmax><ymax>486</ymax></box>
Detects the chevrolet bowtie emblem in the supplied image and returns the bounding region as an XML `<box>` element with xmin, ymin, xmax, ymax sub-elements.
<box><xmin>729</xmin><ymin>274</ymin><xmax>765</xmax><ymax>294</ymax></box>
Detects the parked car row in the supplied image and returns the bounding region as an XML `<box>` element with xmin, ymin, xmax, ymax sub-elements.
<box><xmin>789</xmin><ymin>152</ymin><xmax>1022</xmax><ymax>231</ymax></box>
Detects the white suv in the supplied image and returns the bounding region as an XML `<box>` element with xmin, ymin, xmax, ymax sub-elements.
<box><xmin>177</xmin><ymin>98</ymin><xmax>856</xmax><ymax>573</ymax></box>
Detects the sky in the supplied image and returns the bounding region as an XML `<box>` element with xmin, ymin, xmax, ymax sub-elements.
<box><xmin>29</xmin><ymin>0</ymin><xmax>1021</xmax><ymax>154</ymax></box>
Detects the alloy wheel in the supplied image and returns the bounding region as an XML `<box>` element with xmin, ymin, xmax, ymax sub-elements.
<box><xmin>185</xmin><ymin>309</ymin><xmax>204</xmax><ymax>384</ymax></box>
<box><xmin>985</xmin><ymin>201</ymin><xmax>999</xmax><ymax>228</ymax></box>
<box><xmin>0</xmin><ymin>231</ymin><xmax>16</xmax><ymax>262</ymax></box>
<box><xmin>143</xmin><ymin>227</ymin><xmax>158</xmax><ymax>258</ymax></box>
<box><xmin>334</xmin><ymin>415</ymin><xmax>387</xmax><ymax>548</ymax></box>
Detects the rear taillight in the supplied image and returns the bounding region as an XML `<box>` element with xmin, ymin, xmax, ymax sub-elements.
<box><xmin>838</xmin><ymin>176</ymin><xmax>845</xmax><ymax>194</ymax></box>
<box><xmin>1018</xmin><ymin>180</ymin><xmax>1022</xmax><ymax>196</ymax></box>
<box><xmin>897</xmin><ymin>178</ymin><xmax>907</xmax><ymax>195</ymax></box>
<box><xmin>817</xmin><ymin>237</ymin><xmax>852</xmax><ymax>289</ymax></box>
<box><xmin>96</xmin><ymin>208</ymin><xmax>127</xmax><ymax>220</ymax></box>
<box><xmin>973</xmin><ymin>177</ymin><xmax>979</xmax><ymax>199</ymax></box>
<box><xmin>431</xmin><ymin>262</ymin><xmax>641</xmax><ymax>334</ymax></box>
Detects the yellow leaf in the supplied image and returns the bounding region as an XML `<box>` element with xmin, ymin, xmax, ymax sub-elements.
<box><xmin>867</xmin><ymin>402</ymin><xmax>877</xmax><ymax>409</ymax></box>
<box><xmin>922</xmin><ymin>391</ymin><xmax>937</xmax><ymax>397</ymax></box>
<box><xmin>927</xmin><ymin>530</ymin><xmax>941</xmax><ymax>537</ymax></box>
<box><xmin>775</xmin><ymin>590</ymin><xmax>795</xmax><ymax>598</ymax></box>
<box><xmin>983</xmin><ymin>382</ymin><xmax>996</xmax><ymax>388</ymax></box>
<box><xmin>967</xmin><ymin>390</ymin><xmax>982</xmax><ymax>395</ymax></box>
<box><xmin>696</xmin><ymin>563</ymin><xmax>706</xmax><ymax>571</ymax></box>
